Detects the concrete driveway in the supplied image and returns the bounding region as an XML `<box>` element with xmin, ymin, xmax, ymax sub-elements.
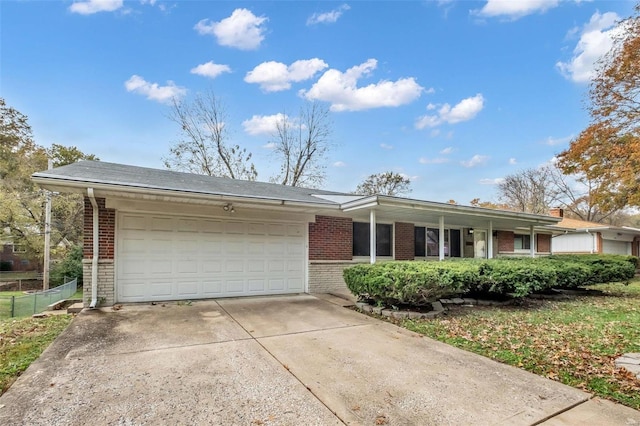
<box><xmin>1</xmin><ymin>294</ymin><xmax>639</xmax><ymax>425</ymax></box>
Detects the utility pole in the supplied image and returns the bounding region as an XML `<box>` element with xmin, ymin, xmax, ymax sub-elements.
<box><xmin>43</xmin><ymin>159</ymin><xmax>52</xmax><ymax>290</ymax></box>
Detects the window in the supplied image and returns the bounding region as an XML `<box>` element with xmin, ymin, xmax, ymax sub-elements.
<box><xmin>427</xmin><ymin>229</ymin><xmax>441</xmax><ymax>256</ymax></box>
<box><xmin>12</xmin><ymin>244</ymin><xmax>26</xmax><ymax>253</ymax></box>
<box><xmin>415</xmin><ymin>227</ymin><xmax>426</xmax><ymax>257</ymax></box>
<box><xmin>352</xmin><ymin>222</ymin><xmax>393</xmax><ymax>257</ymax></box>
<box><xmin>514</xmin><ymin>234</ymin><xmax>531</xmax><ymax>250</ymax></box>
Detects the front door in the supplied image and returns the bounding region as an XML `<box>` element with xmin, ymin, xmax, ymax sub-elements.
<box><xmin>474</xmin><ymin>230</ymin><xmax>487</xmax><ymax>258</ymax></box>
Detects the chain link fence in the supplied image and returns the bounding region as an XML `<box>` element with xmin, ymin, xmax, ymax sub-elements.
<box><xmin>0</xmin><ymin>278</ymin><xmax>78</xmax><ymax>319</ymax></box>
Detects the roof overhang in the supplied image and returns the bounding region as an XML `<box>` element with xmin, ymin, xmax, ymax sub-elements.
<box><xmin>339</xmin><ymin>195</ymin><xmax>561</xmax><ymax>231</ymax></box>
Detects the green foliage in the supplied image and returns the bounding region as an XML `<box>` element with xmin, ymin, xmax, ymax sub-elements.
<box><xmin>343</xmin><ymin>255</ymin><xmax>638</xmax><ymax>305</ymax></box>
<box><xmin>50</xmin><ymin>245</ymin><xmax>83</xmax><ymax>287</ymax></box>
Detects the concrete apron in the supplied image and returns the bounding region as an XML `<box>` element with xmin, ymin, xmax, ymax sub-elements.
<box><xmin>0</xmin><ymin>294</ymin><xmax>634</xmax><ymax>425</ymax></box>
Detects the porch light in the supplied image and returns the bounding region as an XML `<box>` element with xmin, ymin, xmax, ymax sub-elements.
<box><xmin>468</xmin><ymin>228</ymin><xmax>474</xmax><ymax>235</ymax></box>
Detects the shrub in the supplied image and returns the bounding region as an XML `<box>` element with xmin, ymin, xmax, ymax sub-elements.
<box><xmin>343</xmin><ymin>254</ymin><xmax>638</xmax><ymax>306</ymax></box>
<box><xmin>50</xmin><ymin>245</ymin><xmax>83</xmax><ymax>287</ymax></box>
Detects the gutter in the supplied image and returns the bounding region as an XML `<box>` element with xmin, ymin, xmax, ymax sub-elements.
<box><xmin>87</xmin><ymin>188</ymin><xmax>99</xmax><ymax>308</ymax></box>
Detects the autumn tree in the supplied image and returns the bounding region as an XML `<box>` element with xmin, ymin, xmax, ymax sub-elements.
<box><xmin>354</xmin><ymin>172</ymin><xmax>412</xmax><ymax>196</ymax></box>
<box><xmin>0</xmin><ymin>98</ymin><xmax>96</xmax><ymax>264</ymax></box>
<box><xmin>164</xmin><ymin>90</ymin><xmax>258</xmax><ymax>180</ymax></box>
<box><xmin>557</xmin><ymin>6</ymin><xmax>640</xmax><ymax>209</ymax></box>
<box><xmin>270</xmin><ymin>102</ymin><xmax>332</xmax><ymax>188</ymax></box>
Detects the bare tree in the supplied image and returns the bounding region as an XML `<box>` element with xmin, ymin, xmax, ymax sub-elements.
<box><xmin>354</xmin><ymin>172</ymin><xmax>412</xmax><ymax>196</ymax></box>
<box><xmin>270</xmin><ymin>101</ymin><xmax>332</xmax><ymax>188</ymax></box>
<box><xmin>497</xmin><ymin>166</ymin><xmax>561</xmax><ymax>214</ymax></box>
<box><xmin>164</xmin><ymin>91</ymin><xmax>257</xmax><ymax>180</ymax></box>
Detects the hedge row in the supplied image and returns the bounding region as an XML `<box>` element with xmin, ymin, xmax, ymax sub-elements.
<box><xmin>343</xmin><ymin>255</ymin><xmax>637</xmax><ymax>306</ymax></box>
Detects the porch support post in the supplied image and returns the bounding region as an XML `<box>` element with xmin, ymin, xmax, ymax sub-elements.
<box><xmin>370</xmin><ymin>209</ymin><xmax>376</xmax><ymax>264</ymax></box>
<box><xmin>487</xmin><ymin>220</ymin><xmax>494</xmax><ymax>259</ymax></box>
<box><xmin>439</xmin><ymin>215</ymin><xmax>445</xmax><ymax>261</ymax></box>
<box><xmin>530</xmin><ymin>225</ymin><xmax>535</xmax><ymax>258</ymax></box>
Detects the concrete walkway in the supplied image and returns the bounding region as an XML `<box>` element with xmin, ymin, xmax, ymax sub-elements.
<box><xmin>1</xmin><ymin>294</ymin><xmax>639</xmax><ymax>425</ymax></box>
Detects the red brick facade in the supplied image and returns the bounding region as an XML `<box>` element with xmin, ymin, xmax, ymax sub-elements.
<box><xmin>309</xmin><ymin>215</ymin><xmax>353</xmax><ymax>260</ymax></box>
<box><xmin>394</xmin><ymin>222</ymin><xmax>414</xmax><ymax>260</ymax></box>
<box><xmin>83</xmin><ymin>197</ymin><xmax>115</xmax><ymax>260</ymax></box>
<box><xmin>536</xmin><ymin>234</ymin><xmax>551</xmax><ymax>253</ymax></box>
<box><xmin>497</xmin><ymin>231</ymin><xmax>514</xmax><ymax>252</ymax></box>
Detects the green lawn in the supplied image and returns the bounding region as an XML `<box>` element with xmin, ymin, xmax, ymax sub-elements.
<box><xmin>399</xmin><ymin>279</ymin><xmax>640</xmax><ymax>409</ymax></box>
<box><xmin>0</xmin><ymin>314</ymin><xmax>73</xmax><ymax>395</ymax></box>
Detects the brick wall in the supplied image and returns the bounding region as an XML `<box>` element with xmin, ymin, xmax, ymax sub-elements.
<box><xmin>537</xmin><ymin>234</ymin><xmax>551</xmax><ymax>253</ymax></box>
<box><xmin>497</xmin><ymin>231</ymin><xmax>514</xmax><ymax>253</ymax></box>
<box><xmin>82</xmin><ymin>259</ymin><xmax>115</xmax><ymax>307</ymax></box>
<box><xmin>308</xmin><ymin>261</ymin><xmax>361</xmax><ymax>293</ymax></box>
<box><xmin>394</xmin><ymin>222</ymin><xmax>414</xmax><ymax>260</ymax></box>
<box><xmin>309</xmin><ymin>215</ymin><xmax>353</xmax><ymax>260</ymax></box>
<box><xmin>84</xmin><ymin>197</ymin><xmax>115</xmax><ymax>260</ymax></box>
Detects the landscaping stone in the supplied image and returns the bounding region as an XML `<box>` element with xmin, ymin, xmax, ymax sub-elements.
<box><xmin>372</xmin><ymin>307</ymin><xmax>384</xmax><ymax>315</ymax></box>
<box><xmin>361</xmin><ymin>304</ymin><xmax>373</xmax><ymax>313</ymax></box>
<box><xmin>477</xmin><ymin>299</ymin><xmax>493</xmax><ymax>306</ymax></box>
<box><xmin>391</xmin><ymin>311</ymin><xmax>409</xmax><ymax>319</ymax></box>
<box><xmin>440</xmin><ymin>299</ymin><xmax>452</xmax><ymax>305</ymax></box>
<box><xmin>463</xmin><ymin>298</ymin><xmax>476</xmax><ymax>305</ymax></box>
<box><xmin>615</xmin><ymin>353</ymin><xmax>640</xmax><ymax>378</ymax></box>
<box><xmin>452</xmin><ymin>298</ymin><xmax>465</xmax><ymax>305</ymax></box>
<box><xmin>431</xmin><ymin>301</ymin><xmax>444</xmax><ymax>312</ymax></box>
<box><xmin>425</xmin><ymin>310</ymin><xmax>443</xmax><ymax>318</ymax></box>
<box><xmin>407</xmin><ymin>311</ymin><xmax>425</xmax><ymax>320</ymax></box>
<box><xmin>381</xmin><ymin>309</ymin><xmax>393</xmax><ymax>317</ymax></box>
<box><xmin>355</xmin><ymin>302</ymin><xmax>367</xmax><ymax>310</ymax></box>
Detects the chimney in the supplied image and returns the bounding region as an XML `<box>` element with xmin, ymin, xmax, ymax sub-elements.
<box><xmin>550</xmin><ymin>208</ymin><xmax>564</xmax><ymax>218</ymax></box>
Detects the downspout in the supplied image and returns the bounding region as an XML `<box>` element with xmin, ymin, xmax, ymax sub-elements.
<box><xmin>585</xmin><ymin>229</ymin><xmax>594</xmax><ymax>254</ymax></box>
<box><xmin>87</xmin><ymin>188</ymin><xmax>99</xmax><ymax>308</ymax></box>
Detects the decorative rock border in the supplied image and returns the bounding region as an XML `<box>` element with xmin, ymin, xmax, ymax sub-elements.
<box><xmin>355</xmin><ymin>297</ymin><xmax>515</xmax><ymax>320</ymax></box>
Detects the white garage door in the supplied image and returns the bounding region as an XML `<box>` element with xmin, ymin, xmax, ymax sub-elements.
<box><xmin>602</xmin><ymin>239</ymin><xmax>631</xmax><ymax>255</ymax></box>
<box><xmin>116</xmin><ymin>213</ymin><xmax>306</xmax><ymax>303</ymax></box>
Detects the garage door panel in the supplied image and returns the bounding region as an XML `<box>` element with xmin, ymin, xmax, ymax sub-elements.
<box><xmin>287</xmin><ymin>278</ymin><xmax>304</xmax><ymax>291</ymax></box>
<box><xmin>226</xmin><ymin>280</ymin><xmax>245</xmax><ymax>293</ymax></box>
<box><xmin>177</xmin><ymin>281</ymin><xmax>199</xmax><ymax>296</ymax></box>
<box><xmin>120</xmin><ymin>215</ymin><xmax>146</xmax><ymax>231</ymax></box>
<box><xmin>117</xmin><ymin>213</ymin><xmax>306</xmax><ymax>302</ymax></box>
<box><xmin>248</xmin><ymin>279</ymin><xmax>266</xmax><ymax>292</ymax></box>
<box><xmin>151</xmin><ymin>217</ymin><xmax>174</xmax><ymax>231</ymax></box>
<box><xmin>150</xmin><ymin>281</ymin><xmax>173</xmax><ymax>297</ymax></box>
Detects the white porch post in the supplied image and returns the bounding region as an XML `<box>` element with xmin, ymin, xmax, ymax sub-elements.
<box><xmin>439</xmin><ymin>215</ymin><xmax>445</xmax><ymax>261</ymax></box>
<box><xmin>530</xmin><ymin>225</ymin><xmax>535</xmax><ymax>258</ymax></box>
<box><xmin>370</xmin><ymin>209</ymin><xmax>377</xmax><ymax>264</ymax></box>
<box><xmin>487</xmin><ymin>220</ymin><xmax>493</xmax><ymax>259</ymax></box>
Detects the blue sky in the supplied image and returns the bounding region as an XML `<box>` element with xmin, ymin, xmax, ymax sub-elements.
<box><xmin>2</xmin><ymin>0</ymin><xmax>635</xmax><ymax>203</ymax></box>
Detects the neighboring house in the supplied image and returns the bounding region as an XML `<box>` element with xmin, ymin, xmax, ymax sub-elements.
<box><xmin>32</xmin><ymin>161</ymin><xmax>561</xmax><ymax>307</ymax></box>
<box><xmin>548</xmin><ymin>208</ymin><xmax>640</xmax><ymax>256</ymax></box>
<box><xmin>0</xmin><ymin>243</ymin><xmax>35</xmax><ymax>272</ymax></box>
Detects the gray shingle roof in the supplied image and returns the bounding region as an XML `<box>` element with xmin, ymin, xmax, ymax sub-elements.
<box><xmin>32</xmin><ymin>161</ymin><xmax>347</xmax><ymax>206</ymax></box>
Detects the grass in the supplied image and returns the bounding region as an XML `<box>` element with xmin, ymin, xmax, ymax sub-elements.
<box><xmin>398</xmin><ymin>279</ymin><xmax>640</xmax><ymax>410</ymax></box>
<box><xmin>0</xmin><ymin>314</ymin><xmax>73</xmax><ymax>395</ymax></box>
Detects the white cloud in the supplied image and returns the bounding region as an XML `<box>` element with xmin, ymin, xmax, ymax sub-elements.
<box><xmin>380</xmin><ymin>143</ymin><xmax>393</xmax><ymax>150</ymax></box>
<box><xmin>509</xmin><ymin>157</ymin><xmax>517</xmax><ymax>165</ymax></box>
<box><xmin>416</xmin><ymin>94</ymin><xmax>484</xmax><ymax>129</ymax></box>
<box><xmin>245</xmin><ymin>59</ymin><xmax>328</xmax><ymax>92</ymax></box>
<box><xmin>440</xmin><ymin>146</ymin><xmax>454</xmax><ymax>155</ymax></box>
<box><xmin>333</xmin><ymin>161</ymin><xmax>347</xmax><ymax>167</ymax></box>
<box><xmin>461</xmin><ymin>154</ymin><xmax>489</xmax><ymax>168</ymax></box>
<box><xmin>194</xmin><ymin>8</ymin><xmax>267</xmax><ymax>50</ymax></box>
<box><xmin>479</xmin><ymin>178</ymin><xmax>505</xmax><ymax>185</ymax></box>
<box><xmin>242</xmin><ymin>113</ymin><xmax>288</xmax><ymax>136</ymax></box>
<box><xmin>300</xmin><ymin>59</ymin><xmax>423</xmax><ymax>112</ymax></box>
<box><xmin>399</xmin><ymin>173</ymin><xmax>419</xmax><ymax>182</ymax></box>
<box><xmin>190</xmin><ymin>61</ymin><xmax>231</xmax><ymax>79</ymax></box>
<box><xmin>475</xmin><ymin>0</ymin><xmax>559</xmax><ymax>20</ymax></box>
<box><xmin>556</xmin><ymin>11</ymin><xmax>621</xmax><ymax>83</ymax></box>
<box><xmin>262</xmin><ymin>142</ymin><xmax>276</xmax><ymax>149</ymax></box>
<box><xmin>69</xmin><ymin>0</ymin><xmax>123</xmax><ymax>14</ymax></box>
<box><xmin>124</xmin><ymin>75</ymin><xmax>186</xmax><ymax>103</ymax></box>
<box><xmin>307</xmin><ymin>4</ymin><xmax>350</xmax><ymax>25</ymax></box>
<box><xmin>419</xmin><ymin>157</ymin><xmax>449</xmax><ymax>164</ymax></box>
<box><xmin>543</xmin><ymin>134</ymin><xmax>573</xmax><ymax>146</ymax></box>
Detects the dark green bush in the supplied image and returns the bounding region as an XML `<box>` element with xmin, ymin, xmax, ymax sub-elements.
<box><xmin>343</xmin><ymin>254</ymin><xmax>638</xmax><ymax>306</ymax></box>
<box><xmin>50</xmin><ymin>245</ymin><xmax>83</xmax><ymax>287</ymax></box>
